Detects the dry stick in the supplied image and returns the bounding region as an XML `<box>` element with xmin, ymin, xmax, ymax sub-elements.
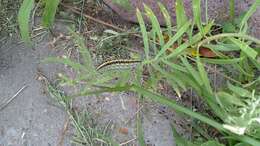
<box><xmin>60</xmin><ymin>3</ymin><xmax>125</xmax><ymax>32</ymax></box>
<box><xmin>0</xmin><ymin>85</ymin><xmax>28</xmax><ymax>111</ymax></box>
<box><xmin>124</xmin><ymin>105</ymin><xmax>143</xmax><ymax>125</ymax></box>
<box><xmin>119</xmin><ymin>138</ymin><xmax>137</xmax><ymax>146</ymax></box>
<box><xmin>57</xmin><ymin>117</ymin><xmax>70</xmax><ymax>146</ymax></box>
<box><xmin>60</xmin><ymin>3</ymin><xmax>160</xmax><ymax>45</ymax></box>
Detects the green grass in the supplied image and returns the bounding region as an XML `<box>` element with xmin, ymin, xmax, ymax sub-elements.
<box><xmin>18</xmin><ymin>0</ymin><xmax>61</xmax><ymax>43</ymax></box>
<box><xmin>0</xmin><ymin>0</ymin><xmax>22</xmax><ymax>38</ymax></box>
<box><xmin>16</xmin><ymin>0</ymin><xmax>260</xmax><ymax>145</ymax></box>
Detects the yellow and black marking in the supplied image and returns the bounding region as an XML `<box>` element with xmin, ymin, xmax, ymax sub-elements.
<box><xmin>96</xmin><ymin>59</ymin><xmax>141</xmax><ymax>71</ymax></box>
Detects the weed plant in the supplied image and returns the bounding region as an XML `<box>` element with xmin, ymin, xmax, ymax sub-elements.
<box><xmin>18</xmin><ymin>0</ymin><xmax>260</xmax><ymax>146</ymax></box>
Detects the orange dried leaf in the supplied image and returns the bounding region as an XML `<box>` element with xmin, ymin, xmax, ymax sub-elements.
<box><xmin>199</xmin><ymin>47</ymin><xmax>217</xmax><ymax>58</ymax></box>
<box><xmin>119</xmin><ymin>127</ymin><xmax>129</xmax><ymax>135</ymax></box>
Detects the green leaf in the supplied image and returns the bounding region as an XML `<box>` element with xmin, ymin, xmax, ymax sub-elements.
<box><xmin>42</xmin><ymin>0</ymin><xmax>60</xmax><ymax>27</ymax></box>
<box><xmin>115</xmin><ymin>70</ymin><xmax>131</xmax><ymax>86</ymax></box>
<box><xmin>216</xmin><ymin>91</ymin><xmax>245</xmax><ymax>107</ymax></box>
<box><xmin>201</xmin><ymin>57</ymin><xmax>245</xmax><ymax>65</ymax></box>
<box><xmin>165</xmin><ymin>22</ymin><xmax>213</xmax><ymax>59</ymax></box>
<box><xmin>204</xmin><ymin>44</ymin><xmax>240</xmax><ymax>52</ymax></box>
<box><xmin>229</xmin><ymin>38</ymin><xmax>258</xmax><ymax>59</ymax></box>
<box><xmin>181</xmin><ymin>57</ymin><xmax>203</xmax><ymax>86</ymax></box>
<box><xmin>175</xmin><ymin>0</ymin><xmax>188</xmax><ymax>30</ymax></box>
<box><xmin>228</xmin><ymin>82</ymin><xmax>251</xmax><ymax>97</ymax></box>
<box><xmin>162</xmin><ymin>60</ymin><xmax>188</xmax><ymax>73</ymax></box>
<box><xmin>222</xmin><ymin>22</ymin><xmax>237</xmax><ymax>33</ymax></box>
<box><xmin>155</xmin><ymin>21</ymin><xmax>191</xmax><ymax>60</ymax></box>
<box><xmin>144</xmin><ymin>4</ymin><xmax>165</xmax><ymax>46</ymax></box>
<box><xmin>69</xmin><ymin>29</ymin><xmax>96</xmax><ymax>75</ymax></box>
<box><xmin>197</xmin><ymin>57</ymin><xmax>213</xmax><ymax>94</ymax></box>
<box><xmin>18</xmin><ymin>0</ymin><xmax>34</xmax><ymax>43</ymax></box>
<box><xmin>93</xmin><ymin>71</ymin><xmax>123</xmax><ymax>85</ymax></box>
<box><xmin>240</xmin><ymin>0</ymin><xmax>260</xmax><ymax>32</ymax></box>
<box><xmin>132</xmin><ymin>85</ymin><xmax>260</xmax><ymax>146</ymax></box>
<box><xmin>131</xmin><ymin>85</ymin><xmax>226</xmax><ymax>132</ymax></box>
<box><xmin>229</xmin><ymin>0</ymin><xmax>235</xmax><ymax>19</ymax></box>
<box><xmin>168</xmin><ymin>80</ymin><xmax>182</xmax><ymax>98</ymax></box>
<box><xmin>152</xmin><ymin>63</ymin><xmax>186</xmax><ymax>92</ymax></box>
<box><xmin>136</xmin><ymin>9</ymin><xmax>149</xmax><ymax>60</ymax></box>
<box><xmin>192</xmin><ymin>0</ymin><xmax>203</xmax><ymax>34</ymax></box>
<box><xmin>158</xmin><ymin>2</ymin><xmax>172</xmax><ymax>37</ymax></box>
<box><xmin>175</xmin><ymin>0</ymin><xmax>188</xmax><ymax>24</ymax></box>
<box><xmin>200</xmin><ymin>141</ymin><xmax>224</xmax><ymax>146</ymax></box>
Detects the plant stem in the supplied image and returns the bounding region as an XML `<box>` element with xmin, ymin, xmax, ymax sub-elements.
<box><xmin>131</xmin><ymin>85</ymin><xmax>225</xmax><ymax>131</ymax></box>
<box><xmin>130</xmin><ymin>85</ymin><xmax>260</xmax><ymax>146</ymax></box>
<box><xmin>197</xmin><ymin>33</ymin><xmax>260</xmax><ymax>47</ymax></box>
<box><xmin>230</xmin><ymin>0</ymin><xmax>235</xmax><ymax>20</ymax></box>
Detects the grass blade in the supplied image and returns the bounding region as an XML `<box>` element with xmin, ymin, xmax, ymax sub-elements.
<box><xmin>42</xmin><ymin>0</ymin><xmax>60</xmax><ymax>27</ymax></box>
<box><xmin>192</xmin><ymin>0</ymin><xmax>203</xmax><ymax>34</ymax></box>
<box><xmin>131</xmin><ymin>85</ymin><xmax>225</xmax><ymax>131</ymax></box>
<box><xmin>136</xmin><ymin>9</ymin><xmax>149</xmax><ymax>60</ymax></box>
<box><xmin>181</xmin><ymin>56</ymin><xmax>203</xmax><ymax>86</ymax></box>
<box><xmin>240</xmin><ymin>0</ymin><xmax>260</xmax><ymax>32</ymax></box>
<box><xmin>204</xmin><ymin>44</ymin><xmax>240</xmax><ymax>52</ymax></box>
<box><xmin>131</xmin><ymin>85</ymin><xmax>260</xmax><ymax>146</ymax></box>
<box><xmin>229</xmin><ymin>38</ymin><xmax>258</xmax><ymax>59</ymax></box>
<box><xmin>155</xmin><ymin>21</ymin><xmax>191</xmax><ymax>60</ymax></box>
<box><xmin>197</xmin><ymin>56</ymin><xmax>213</xmax><ymax>94</ymax></box>
<box><xmin>175</xmin><ymin>0</ymin><xmax>189</xmax><ymax>45</ymax></box>
<box><xmin>144</xmin><ymin>4</ymin><xmax>165</xmax><ymax>46</ymax></box>
<box><xmin>175</xmin><ymin>0</ymin><xmax>188</xmax><ymax>30</ymax></box>
<box><xmin>201</xmin><ymin>57</ymin><xmax>245</xmax><ymax>64</ymax></box>
<box><xmin>227</xmin><ymin>82</ymin><xmax>251</xmax><ymax>97</ymax></box>
<box><xmin>162</xmin><ymin>60</ymin><xmax>188</xmax><ymax>73</ymax></box>
<box><xmin>216</xmin><ymin>91</ymin><xmax>245</xmax><ymax>107</ymax></box>
<box><xmin>165</xmin><ymin>21</ymin><xmax>213</xmax><ymax>59</ymax></box>
<box><xmin>158</xmin><ymin>2</ymin><xmax>172</xmax><ymax>37</ymax></box>
<box><xmin>69</xmin><ymin>29</ymin><xmax>96</xmax><ymax>75</ymax></box>
<box><xmin>18</xmin><ymin>0</ymin><xmax>34</xmax><ymax>43</ymax></box>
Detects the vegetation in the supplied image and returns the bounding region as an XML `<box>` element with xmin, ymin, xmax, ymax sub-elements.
<box><xmin>13</xmin><ymin>0</ymin><xmax>260</xmax><ymax>145</ymax></box>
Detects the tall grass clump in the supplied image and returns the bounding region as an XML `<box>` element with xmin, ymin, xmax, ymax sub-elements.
<box><xmin>43</xmin><ymin>1</ymin><xmax>260</xmax><ymax>146</ymax></box>
<box><xmin>18</xmin><ymin>0</ymin><xmax>60</xmax><ymax>43</ymax></box>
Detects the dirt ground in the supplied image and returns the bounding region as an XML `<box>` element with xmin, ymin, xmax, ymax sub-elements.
<box><xmin>0</xmin><ymin>1</ymin><xmax>203</xmax><ymax>145</ymax></box>
<box><xmin>0</xmin><ymin>37</ymin><xmax>71</xmax><ymax>145</ymax></box>
<box><xmin>0</xmin><ymin>39</ymin><xmax>176</xmax><ymax>146</ymax></box>
<box><xmin>0</xmin><ymin>19</ymin><xmax>178</xmax><ymax>146</ymax></box>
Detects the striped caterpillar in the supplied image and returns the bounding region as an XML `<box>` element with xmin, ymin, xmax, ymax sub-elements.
<box><xmin>96</xmin><ymin>59</ymin><xmax>141</xmax><ymax>71</ymax></box>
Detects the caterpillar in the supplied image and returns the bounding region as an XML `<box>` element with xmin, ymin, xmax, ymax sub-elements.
<box><xmin>96</xmin><ymin>59</ymin><xmax>141</xmax><ymax>71</ymax></box>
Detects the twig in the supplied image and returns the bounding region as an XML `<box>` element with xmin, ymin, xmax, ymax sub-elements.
<box><xmin>120</xmin><ymin>96</ymin><xmax>126</xmax><ymax>110</ymax></box>
<box><xmin>60</xmin><ymin>2</ymin><xmax>161</xmax><ymax>45</ymax></box>
<box><xmin>78</xmin><ymin>0</ymin><xmax>86</xmax><ymax>33</ymax></box>
<box><xmin>31</xmin><ymin>0</ymin><xmax>41</xmax><ymax>29</ymax></box>
<box><xmin>124</xmin><ymin>105</ymin><xmax>143</xmax><ymax>125</ymax></box>
<box><xmin>57</xmin><ymin>117</ymin><xmax>70</xmax><ymax>146</ymax></box>
<box><xmin>119</xmin><ymin>138</ymin><xmax>137</xmax><ymax>146</ymax></box>
<box><xmin>0</xmin><ymin>85</ymin><xmax>28</xmax><ymax>111</ymax></box>
<box><xmin>60</xmin><ymin>3</ymin><xmax>125</xmax><ymax>32</ymax></box>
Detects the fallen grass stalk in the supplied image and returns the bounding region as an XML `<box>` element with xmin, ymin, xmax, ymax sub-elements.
<box><xmin>0</xmin><ymin>85</ymin><xmax>28</xmax><ymax>111</ymax></box>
